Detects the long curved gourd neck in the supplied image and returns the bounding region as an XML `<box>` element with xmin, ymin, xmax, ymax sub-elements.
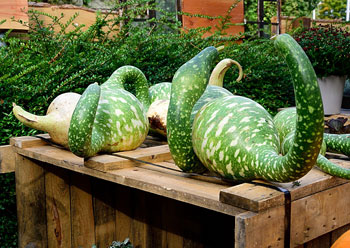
<box><xmin>68</xmin><ymin>83</ymin><xmax>101</xmax><ymax>157</ymax></box>
<box><xmin>323</xmin><ymin>133</ymin><xmax>350</xmax><ymax>156</ymax></box>
<box><xmin>12</xmin><ymin>103</ymin><xmax>53</xmax><ymax>133</ymax></box>
<box><xmin>208</xmin><ymin>58</ymin><xmax>243</xmax><ymax>86</ymax></box>
<box><xmin>260</xmin><ymin>34</ymin><xmax>324</xmax><ymax>182</ymax></box>
<box><xmin>167</xmin><ymin>46</ymin><xmax>220</xmax><ymax>172</ymax></box>
<box><xmin>102</xmin><ymin>65</ymin><xmax>151</xmax><ymax>110</ymax></box>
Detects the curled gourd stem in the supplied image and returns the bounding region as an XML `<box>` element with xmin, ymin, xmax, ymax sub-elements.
<box><xmin>216</xmin><ymin>45</ymin><xmax>225</xmax><ymax>52</ymax></box>
<box><xmin>102</xmin><ymin>66</ymin><xmax>151</xmax><ymax>110</ymax></box>
<box><xmin>209</xmin><ymin>58</ymin><xmax>243</xmax><ymax>87</ymax></box>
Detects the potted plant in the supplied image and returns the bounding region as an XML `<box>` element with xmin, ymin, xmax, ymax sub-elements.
<box><xmin>293</xmin><ymin>24</ymin><xmax>350</xmax><ymax>115</ymax></box>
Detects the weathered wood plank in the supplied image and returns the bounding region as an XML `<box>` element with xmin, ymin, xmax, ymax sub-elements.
<box><xmin>235</xmin><ymin>206</ymin><xmax>285</xmax><ymax>248</ymax></box>
<box><xmin>115</xmin><ymin>185</ymin><xmax>134</xmax><ymax>243</ymax></box>
<box><xmin>45</xmin><ymin>165</ymin><xmax>72</xmax><ymax>248</ymax></box>
<box><xmin>220</xmin><ymin>164</ymin><xmax>349</xmax><ymax>212</ymax></box>
<box><xmin>290</xmin><ymin>183</ymin><xmax>350</xmax><ymax>246</ymax></box>
<box><xmin>160</xmin><ymin>197</ymin><xmax>184</xmax><ymax>248</ymax></box>
<box><xmin>15</xmin><ymin>154</ymin><xmax>48</xmax><ymax>248</ymax></box>
<box><xmin>85</xmin><ymin>145</ymin><xmax>171</xmax><ymax>171</ymax></box>
<box><xmin>70</xmin><ymin>173</ymin><xmax>95</xmax><ymax>247</ymax></box>
<box><xmin>0</xmin><ymin>145</ymin><xmax>15</xmax><ymax>173</ymax></box>
<box><xmin>130</xmin><ymin>189</ymin><xmax>147</xmax><ymax>247</ymax></box>
<box><xmin>219</xmin><ymin>183</ymin><xmax>285</xmax><ymax>212</ymax></box>
<box><xmin>92</xmin><ymin>178</ymin><xmax>116</xmax><ymax>248</ymax></box>
<box><xmin>10</xmin><ymin>134</ymin><xmax>50</xmax><ymax>148</ymax></box>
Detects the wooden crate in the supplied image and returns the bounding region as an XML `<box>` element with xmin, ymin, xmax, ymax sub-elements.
<box><xmin>2</xmin><ymin>134</ymin><xmax>350</xmax><ymax>247</ymax></box>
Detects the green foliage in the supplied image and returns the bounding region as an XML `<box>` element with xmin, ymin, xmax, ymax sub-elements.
<box><xmin>219</xmin><ymin>38</ymin><xmax>294</xmax><ymax>115</ymax></box>
<box><xmin>0</xmin><ymin>173</ymin><xmax>17</xmax><ymax>247</ymax></box>
<box><xmin>293</xmin><ymin>24</ymin><xmax>350</xmax><ymax>77</ymax></box>
<box><xmin>0</xmin><ymin>1</ymin><xmax>295</xmax><ymax>246</ymax></box>
<box><xmin>244</xmin><ymin>0</ymin><xmax>321</xmax><ymax>33</ymax></box>
<box><xmin>318</xmin><ymin>0</ymin><xmax>347</xmax><ymax>20</ymax></box>
<box><xmin>282</xmin><ymin>0</ymin><xmax>321</xmax><ymax>17</ymax></box>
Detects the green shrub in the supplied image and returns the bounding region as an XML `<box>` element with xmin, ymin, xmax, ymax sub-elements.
<box><xmin>218</xmin><ymin>38</ymin><xmax>294</xmax><ymax>115</ymax></box>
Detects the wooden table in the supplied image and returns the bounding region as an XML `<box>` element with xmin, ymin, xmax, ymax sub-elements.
<box><xmin>2</xmin><ymin>134</ymin><xmax>350</xmax><ymax>248</ymax></box>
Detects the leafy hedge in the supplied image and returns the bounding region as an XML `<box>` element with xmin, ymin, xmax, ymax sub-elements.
<box><xmin>0</xmin><ymin>2</ymin><xmax>294</xmax><ymax>247</ymax></box>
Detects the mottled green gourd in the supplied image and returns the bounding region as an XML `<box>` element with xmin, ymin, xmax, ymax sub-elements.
<box><xmin>274</xmin><ymin>107</ymin><xmax>350</xmax><ymax>179</ymax></box>
<box><xmin>148</xmin><ymin>59</ymin><xmax>242</xmax><ymax>138</ymax></box>
<box><xmin>167</xmin><ymin>46</ymin><xmax>221</xmax><ymax>172</ymax></box>
<box><xmin>147</xmin><ymin>82</ymin><xmax>172</xmax><ymax>137</ymax></box>
<box><xmin>323</xmin><ymin>134</ymin><xmax>350</xmax><ymax>156</ymax></box>
<box><xmin>168</xmin><ymin>34</ymin><xmax>324</xmax><ymax>182</ymax></box>
<box><xmin>68</xmin><ymin>66</ymin><xmax>149</xmax><ymax>158</ymax></box>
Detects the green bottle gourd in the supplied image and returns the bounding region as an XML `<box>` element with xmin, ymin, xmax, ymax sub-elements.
<box><xmin>68</xmin><ymin>66</ymin><xmax>149</xmax><ymax>158</ymax></box>
<box><xmin>274</xmin><ymin>107</ymin><xmax>350</xmax><ymax>179</ymax></box>
<box><xmin>168</xmin><ymin>34</ymin><xmax>324</xmax><ymax>182</ymax></box>
<box><xmin>148</xmin><ymin>58</ymin><xmax>243</xmax><ymax>138</ymax></box>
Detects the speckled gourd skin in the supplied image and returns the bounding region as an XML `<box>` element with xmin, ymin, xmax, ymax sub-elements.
<box><xmin>323</xmin><ymin>134</ymin><xmax>350</xmax><ymax>157</ymax></box>
<box><xmin>274</xmin><ymin>107</ymin><xmax>350</xmax><ymax>179</ymax></box>
<box><xmin>172</xmin><ymin>34</ymin><xmax>324</xmax><ymax>182</ymax></box>
<box><xmin>148</xmin><ymin>79</ymin><xmax>234</xmax><ymax>138</ymax></box>
<box><xmin>68</xmin><ymin>66</ymin><xmax>149</xmax><ymax>158</ymax></box>
<box><xmin>149</xmin><ymin>82</ymin><xmax>172</xmax><ymax>103</ymax></box>
<box><xmin>148</xmin><ymin>58</ymin><xmax>241</xmax><ymax>139</ymax></box>
<box><xmin>167</xmin><ymin>46</ymin><xmax>220</xmax><ymax>172</ymax></box>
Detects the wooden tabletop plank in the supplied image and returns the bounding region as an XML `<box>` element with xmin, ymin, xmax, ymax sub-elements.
<box><xmin>85</xmin><ymin>145</ymin><xmax>172</xmax><ymax>171</ymax></box>
<box><xmin>13</xmin><ymin>143</ymin><xmax>246</xmax><ymax>216</ymax></box>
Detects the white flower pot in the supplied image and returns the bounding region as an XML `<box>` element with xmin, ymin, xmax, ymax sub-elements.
<box><xmin>317</xmin><ymin>75</ymin><xmax>347</xmax><ymax>115</ymax></box>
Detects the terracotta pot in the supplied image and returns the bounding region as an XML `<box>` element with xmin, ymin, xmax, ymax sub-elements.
<box><xmin>317</xmin><ymin>75</ymin><xmax>347</xmax><ymax>115</ymax></box>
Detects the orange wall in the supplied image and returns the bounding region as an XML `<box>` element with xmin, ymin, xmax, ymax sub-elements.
<box><xmin>181</xmin><ymin>0</ymin><xmax>245</xmax><ymax>37</ymax></box>
<box><xmin>1</xmin><ymin>0</ymin><xmax>245</xmax><ymax>37</ymax></box>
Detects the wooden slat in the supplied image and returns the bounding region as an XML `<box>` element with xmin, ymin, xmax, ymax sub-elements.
<box><xmin>160</xmin><ymin>198</ymin><xmax>184</xmax><ymax>248</ymax></box>
<box><xmin>219</xmin><ymin>183</ymin><xmax>285</xmax><ymax>212</ymax></box>
<box><xmin>10</xmin><ymin>134</ymin><xmax>50</xmax><ymax>148</ymax></box>
<box><xmin>45</xmin><ymin>165</ymin><xmax>72</xmax><ymax>248</ymax></box>
<box><xmin>115</xmin><ymin>185</ymin><xmax>134</xmax><ymax>243</ymax></box>
<box><xmin>0</xmin><ymin>145</ymin><xmax>15</xmax><ymax>173</ymax></box>
<box><xmin>219</xmin><ymin>163</ymin><xmax>350</xmax><ymax>212</ymax></box>
<box><xmin>290</xmin><ymin>182</ymin><xmax>350</xmax><ymax>246</ymax></box>
<box><xmin>235</xmin><ymin>206</ymin><xmax>285</xmax><ymax>248</ymax></box>
<box><xmin>15</xmin><ymin>153</ymin><xmax>48</xmax><ymax>248</ymax></box>
<box><xmin>85</xmin><ymin>145</ymin><xmax>172</xmax><ymax>171</ymax></box>
<box><xmin>92</xmin><ymin>178</ymin><xmax>116</xmax><ymax>247</ymax></box>
<box><xmin>70</xmin><ymin>173</ymin><xmax>95</xmax><ymax>247</ymax></box>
